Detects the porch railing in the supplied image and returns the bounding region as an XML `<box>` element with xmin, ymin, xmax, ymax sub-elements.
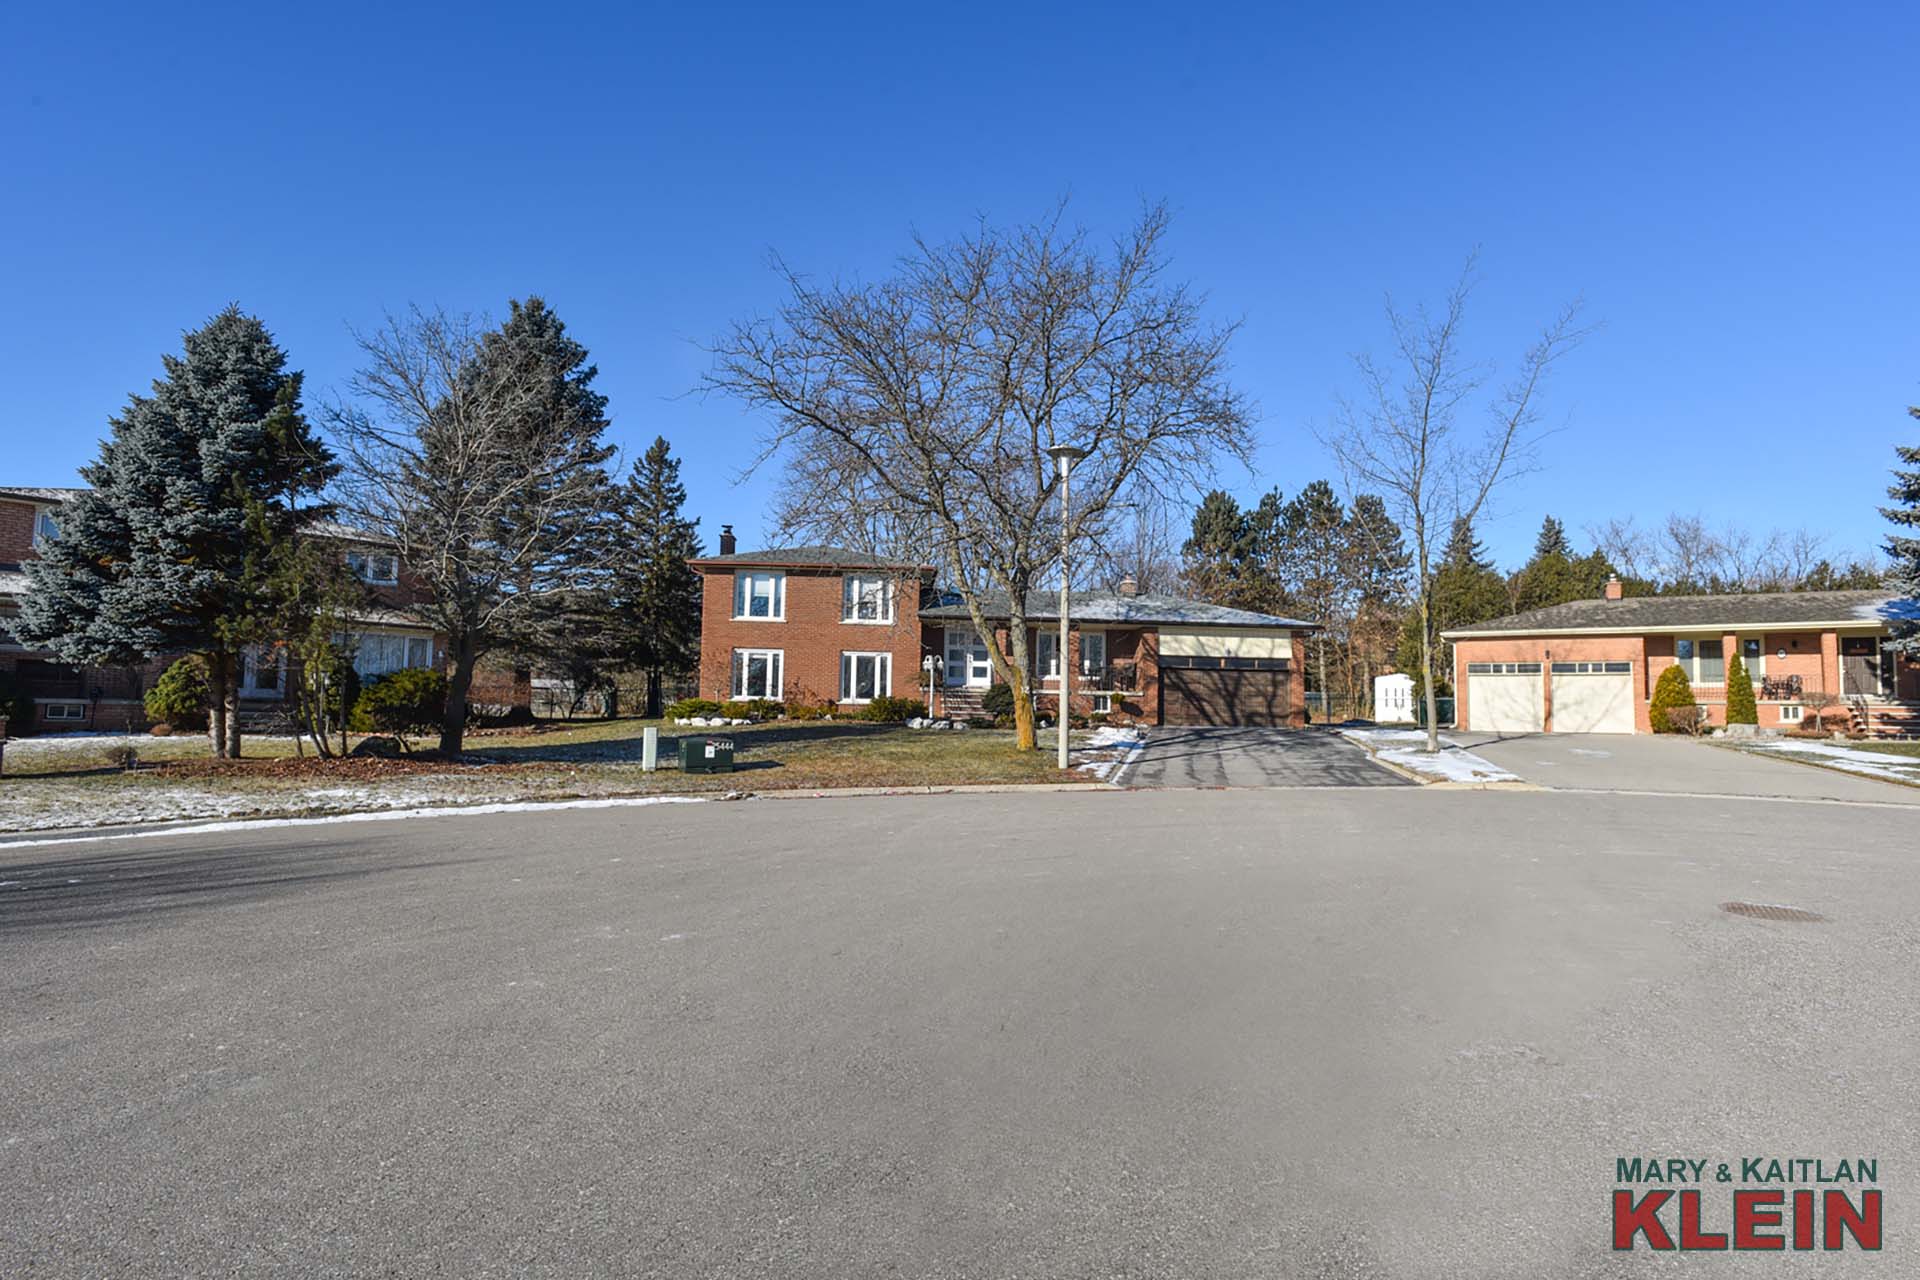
<box><xmin>1759</xmin><ymin>674</ymin><xmax>1804</xmax><ymax>701</ymax></box>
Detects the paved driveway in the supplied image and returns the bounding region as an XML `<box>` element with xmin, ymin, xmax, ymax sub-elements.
<box><xmin>1455</xmin><ymin>730</ymin><xmax>1920</xmax><ymax>804</ymax></box>
<box><xmin>1123</xmin><ymin>725</ymin><xmax>1410</xmax><ymax>788</ymax></box>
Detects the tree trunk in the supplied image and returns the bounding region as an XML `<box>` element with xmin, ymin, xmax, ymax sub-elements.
<box><xmin>1011</xmin><ymin>680</ymin><xmax>1036</xmax><ymax>751</ymax></box>
<box><xmin>1418</xmin><ymin>593</ymin><xmax>1440</xmax><ymax>753</ymax></box>
<box><xmin>206</xmin><ymin>652</ymin><xmax>229</xmax><ymax>759</ymax></box>
<box><xmin>645</xmin><ymin>668</ymin><xmax>662</xmax><ymax>719</ymax></box>
<box><xmin>225</xmin><ymin>677</ymin><xmax>242</xmax><ymax>759</ymax></box>
<box><xmin>441</xmin><ymin>635</ymin><xmax>476</xmax><ymax>755</ymax></box>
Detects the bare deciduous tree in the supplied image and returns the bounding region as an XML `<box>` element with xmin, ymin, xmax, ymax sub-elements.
<box><xmin>1588</xmin><ymin>514</ymin><xmax>1880</xmax><ymax>593</ymax></box>
<box><xmin>327</xmin><ymin>301</ymin><xmax>617</xmax><ymax>753</ymax></box>
<box><xmin>1089</xmin><ymin>501</ymin><xmax>1181</xmax><ymax>595</ymax></box>
<box><xmin>707</xmin><ymin>204</ymin><xmax>1254</xmax><ymax>749</ymax></box>
<box><xmin>1322</xmin><ymin>261</ymin><xmax>1588</xmax><ymax>751</ymax></box>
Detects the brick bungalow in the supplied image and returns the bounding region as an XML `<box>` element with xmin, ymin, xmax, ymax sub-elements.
<box><xmin>691</xmin><ymin>529</ymin><xmax>1317</xmax><ymax>726</ymax></box>
<box><xmin>0</xmin><ymin>486</ymin><xmax>477</xmax><ymax>734</ymax></box>
<box><xmin>1443</xmin><ymin>576</ymin><xmax>1920</xmax><ymax>737</ymax></box>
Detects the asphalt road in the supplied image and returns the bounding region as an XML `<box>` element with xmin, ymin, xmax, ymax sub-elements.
<box><xmin>3</xmin><ymin>787</ymin><xmax>1914</xmax><ymax>1277</ymax></box>
<box><xmin>1124</xmin><ymin>726</ymin><xmax>1411</xmax><ymax>788</ymax></box>
<box><xmin>1457</xmin><ymin>730</ymin><xmax>1920</xmax><ymax>804</ymax></box>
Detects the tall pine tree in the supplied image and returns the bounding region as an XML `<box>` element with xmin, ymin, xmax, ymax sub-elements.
<box><xmin>1344</xmin><ymin>493</ymin><xmax>1411</xmax><ymax>713</ymax></box>
<box><xmin>1279</xmin><ymin>481</ymin><xmax>1348</xmax><ymax>716</ymax></box>
<box><xmin>1511</xmin><ymin>513</ymin><xmax>1612</xmax><ymax>612</ymax></box>
<box><xmin>1396</xmin><ymin>517</ymin><xmax>1507</xmax><ymax>696</ymax></box>
<box><xmin>609</xmin><ymin>437</ymin><xmax>704</xmax><ymax>717</ymax></box>
<box><xmin>15</xmin><ymin>308</ymin><xmax>334</xmax><ymax>757</ymax></box>
<box><xmin>1885</xmin><ymin>406</ymin><xmax>1920</xmax><ymax>654</ymax></box>
<box><xmin>1181</xmin><ymin>491</ymin><xmax>1251</xmax><ymax>605</ymax></box>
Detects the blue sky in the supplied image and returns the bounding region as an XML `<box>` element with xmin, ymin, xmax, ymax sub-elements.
<box><xmin>4</xmin><ymin>2</ymin><xmax>1916</xmax><ymax>570</ymax></box>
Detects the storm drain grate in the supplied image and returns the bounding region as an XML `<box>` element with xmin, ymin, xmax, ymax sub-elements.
<box><xmin>1720</xmin><ymin>901</ymin><xmax>1826</xmax><ymax>923</ymax></box>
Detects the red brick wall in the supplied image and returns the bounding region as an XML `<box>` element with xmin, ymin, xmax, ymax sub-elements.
<box><xmin>697</xmin><ymin>566</ymin><xmax>927</xmax><ymax>709</ymax></box>
<box><xmin>0</xmin><ymin>499</ymin><xmax>36</xmax><ymax>564</ymax></box>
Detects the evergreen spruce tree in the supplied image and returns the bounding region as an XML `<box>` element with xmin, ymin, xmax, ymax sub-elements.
<box><xmin>609</xmin><ymin>436</ymin><xmax>704</xmax><ymax>717</ymax></box>
<box><xmin>1279</xmin><ymin>481</ymin><xmax>1348</xmax><ymax>718</ymax></box>
<box><xmin>1532</xmin><ymin>515</ymin><xmax>1571</xmax><ymax>561</ymax></box>
<box><xmin>1883</xmin><ymin>407</ymin><xmax>1920</xmax><ymax>654</ymax></box>
<box><xmin>1512</xmin><ymin>513</ymin><xmax>1613</xmax><ymax>612</ymax></box>
<box><xmin>1395</xmin><ymin>517</ymin><xmax>1508</xmax><ymax>696</ymax></box>
<box><xmin>1343</xmin><ymin>494</ymin><xmax>1411</xmax><ymax>713</ymax></box>
<box><xmin>15</xmin><ymin>308</ymin><xmax>333</xmax><ymax>757</ymax></box>
<box><xmin>1180</xmin><ymin>491</ymin><xmax>1251</xmax><ymax>605</ymax></box>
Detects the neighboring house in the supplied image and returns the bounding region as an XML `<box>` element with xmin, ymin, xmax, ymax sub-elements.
<box><xmin>0</xmin><ymin>487</ymin><xmax>459</xmax><ymax>734</ymax></box>
<box><xmin>1443</xmin><ymin>576</ymin><xmax>1920</xmax><ymax>737</ymax></box>
<box><xmin>691</xmin><ymin>528</ymin><xmax>1317</xmax><ymax>726</ymax></box>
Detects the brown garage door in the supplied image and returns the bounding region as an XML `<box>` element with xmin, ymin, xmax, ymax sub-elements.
<box><xmin>1161</xmin><ymin>665</ymin><xmax>1292</xmax><ymax>726</ymax></box>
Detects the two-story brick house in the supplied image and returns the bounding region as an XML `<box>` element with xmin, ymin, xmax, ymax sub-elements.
<box><xmin>692</xmin><ymin>528</ymin><xmax>1318</xmax><ymax>726</ymax></box>
<box><xmin>0</xmin><ymin>487</ymin><xmax>456</xmax><ymax>734</ymax></box>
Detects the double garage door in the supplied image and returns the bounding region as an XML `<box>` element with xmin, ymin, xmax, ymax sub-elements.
<box><xmin>1161</xmin><ymin>664</ymin><xmax>1292</xmax><ymax>726</ymax></box>
<box><xmin>1467</xmin><ymin>661</ymin><xmax>1634</xmax><ymax>734</ymax></box>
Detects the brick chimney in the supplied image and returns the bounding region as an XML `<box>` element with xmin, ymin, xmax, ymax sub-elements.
<box><xmin>718</xmin><ymin>524</ymin><xmax>736</xmax><ymax>556</ymax></box>
<box><xmin>1604</xmin><ymin>575</ymin><xmax>1623</xmax><ymax>601</ymax></box>
<box><xmin>1116</xmin><ymin>573</ymin><xmax>1140</xmax><ymax>597</ymax></box>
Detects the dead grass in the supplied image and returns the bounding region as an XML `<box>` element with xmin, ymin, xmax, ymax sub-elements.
<box><xmin>0</xmin><ymin>718</ymin><xmax>1091</xmax><ymax>834</ymax></box>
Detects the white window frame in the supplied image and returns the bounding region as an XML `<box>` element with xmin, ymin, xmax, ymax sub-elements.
<box><xmin>40</xmin><ymin>701</ymin><xmax>86</xmax><ymax>721</ymax></box>
<box><xmin>346</xmin><ymin>549</ymin><xmax>399</xmax><ymax>585</ymax></box>
<box><xmin>1780</xmin><ymin>704</ymin><xmax>1803</xmax><ymax>724</ymax></box>
<box><xmin>839</xmin><ymin>651</ymin><xmax>892</xmax><ymax>703</ymax></box>
<box><xmin>732</xmin><ymin>648</ymin><xmax>784</xmax><ymax>700</ymax></box>
<box><xmin>732</xmin><ymin>571</ymin><xmax>786</xmax><ymax>621</ymax></box>
<box><xmin>1092</xmin><ymin>693</ymin><xmax>1113</xmax><ymax>715</ymax></box>
<box><xmin>1673</xmin><ymin>636</ymin><xmax>1725</xmax><ymax>685</ymax></box>
<box><xmin>841</xmin><ymin>574</ymin><xmax>895</xmax><ymax>624</ymax></box>
<box><xmin>1738</xmin><ymin>635</ymin><xmax>1766</xmax><ymax>681</ymax></box>
<box><xmin>32</xmin><ymin>508</ymin><xmax>59</xmax><ymax>548</ymax></box>
<box><xmin>240</xmin><ymin>646</ymin><xmax>286</xmax><ymax>698</ymax></box>
<box><xmin>1079</xmin><ymin>631</ymin><xmax>1107</xmax><ymax>677</ymax></box>
<box><xmin>337</xmin><ymin>630</ymin><xmax>436</xmax><ymax>679</ymax></box>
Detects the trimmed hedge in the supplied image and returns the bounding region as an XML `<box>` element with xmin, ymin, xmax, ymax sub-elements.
<box><xmin>1649</xmin><ymin>663</ymin><xmax>1697</xmax><ymax>734</ymax></box>
<box><xmin>717</xmin><ymin>699</ymin><xmax>783</xmax><ymax>721</ymax></box>
<box><xmin>861</xmin><ymin>696</ymin><xmax>927</xmax><ymax>723</ymax></box>
<box><xmin>665</xmin><ymin>697</ymin><xmax>721</xmax><ymax>720</ymax></box>
<box><xmin>1724</xmin><ymin>652</ymin><xmax>1758</xmax><ymax>725</ymax></box>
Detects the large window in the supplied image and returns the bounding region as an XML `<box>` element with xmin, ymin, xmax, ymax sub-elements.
<box><xmin>1037</xmin><ymin>631</ymin><xmax>1107</xmax><ymax>680</ymax></box>
<box><xmin>733</xmin><ymin>571</ymin><xmax>785</xmax><ymax>620</ymax></box>
<box><xmin>1740</xmin><ymin>636</ymin><xmax>1766</xmax><ymax>680</ymax></box>
<box><xmin>341</xmin><ymin>631</ymin><xmax>435</xmax><ymax>678</ymax></box>
<box><xmin>240</xmin><ymin>646</ymin><xmax>286</xmax><ymax>697</ymax></box>
<box><xmin>842</xmin><ymin>575</ymin><xmax>894</xmax><ymax>623</ymax></box>
<box><xmin>346</xmin><ymin>550</ymin><xmax>399</xmax><ymax>585</ymax></box>
<box><xmin>1674</xmin><ymin>637</ymin><xmax>1725</xmax><ymax>684</ymax></box>
<box><xmin>840</xmin><ymin>651</ymin><xmax>892</xmax><ymax>702</ymax></box>
<box><xmin>732</xmin><ymin>648</ymin><xmax>784</xmax><ymax>700</ymax></box>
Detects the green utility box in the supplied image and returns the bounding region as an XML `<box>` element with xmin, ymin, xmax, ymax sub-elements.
<box><xmin>680</xmin><ymin>737</ymin><xmax>735</xmax><ymax>774</ymax></box>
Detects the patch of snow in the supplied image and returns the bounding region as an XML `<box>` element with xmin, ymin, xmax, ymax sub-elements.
<box><xmin>1072</xmin><ymin>725</ymin><xmax>1147</xmax><ymax>781</ymax></box>
<box><xmin>1750</xmin><ymin>739</ymin><xmax>1920</xmax><ymax>785</ymax></box>
<box><xmin>0</xmin><ymin>795</ymin><xmax>708</xmax><ymax>852</ymax></box>
<box><xmin>1339</xmin><ymin>727</ymin><xmax>1519</xmax><ymax>784</ymax></box>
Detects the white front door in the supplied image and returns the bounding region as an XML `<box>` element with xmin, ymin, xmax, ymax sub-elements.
<box><xmin>945</xmin><ymin>629</ymin><xmax>993</xmax><ymax>688</ymax></box>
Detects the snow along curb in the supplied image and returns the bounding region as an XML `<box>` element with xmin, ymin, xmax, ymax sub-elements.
<box><xmin>0</xmin><ymin>795</ymin><xmax>708</xmax><ymax>851</ymax></box>
<box><xmin>1337</xmin><ymin>728</ymin><xmax>1529</xmax><ymax>787</ymax></box>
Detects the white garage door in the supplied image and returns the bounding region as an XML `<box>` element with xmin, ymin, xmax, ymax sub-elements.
<box><xmin>1467</xmin><ymin>663</ymin><xmax>1544</xmax><ymax>733</ymax></box>
<box><xmin>1549</xmin><ymin>662</ymin><xmax>1635</xmax><ymax>734</ymax></box>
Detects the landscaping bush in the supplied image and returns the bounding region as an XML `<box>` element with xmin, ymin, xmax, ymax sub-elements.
<box><xmin>1723</xmin><ymin>652</ymin><xmax>1758</xmax><ymax>725</ymax></box>
<box><xmin>144</xmin><ymin>655</ymin><xmax>210</xmax><ymax>731</ymax></box>
<box><xmin>349</xmin><ymin>668</ymin><xmax>449</xmax><ymax>747</ymax></box>
<box><xmin>860</xmin><ymin>696</ymin><xmax>927</xmax><ymax>723</ymax></box>
<box><xmin>99</xmin><ymin>744</ymin><xmax>140</xmax><ymax>771</ymax></box>
<box><xmin>980</xmin><ymin>683</ymin><xmax>1016</xmax><ymax>718</ymax></box>
<box><xmin>786</xmin><ymin>702</ymin><xmax>835</xmax><ymax>721</ymax></box>
<box><xmin>717</xmin><ymin>699</ymin><xmax>783</xmax><ymax>721</ymax></box>
<box><xmin>665</xmin><ymin>697</ymin><xmax>721</xmax><ymax>720</ymax></box>
<box><xmin>1648</xmin><ymin>663</ymin><xmax>1697</xmax><ymax>734</ymax></box>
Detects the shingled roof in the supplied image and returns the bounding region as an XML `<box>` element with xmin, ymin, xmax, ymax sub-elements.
<box><xmin>920</xmin><ymin>589</ymin><xmax>1315</xmax><ymax>629</ymax></box>
<box><xmin>688</xmin><ymin>546</ymin><xmax>934</xmax><ymax>571</ymax></box>
<box><xmin>1443</xmin><ymin>588</ymin><xmax>1914</xmax><ymax>637</ymax></box>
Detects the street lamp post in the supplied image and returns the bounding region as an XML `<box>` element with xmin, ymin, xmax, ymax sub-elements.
<box><xmin>1047</xmin><ymin>444</ymin><xmax>1090</xmax><ymax>770</ymax></box>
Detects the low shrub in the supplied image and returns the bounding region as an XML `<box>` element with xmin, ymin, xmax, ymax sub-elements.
<box><xmin>1648</xmin><ymin>663</ymin><xmax>1697</xmax><ymax>735</ymax></box>
<box><xmin>665</xmin><ymin>697</ymin><xmax>721</xmax><ymax>720</ymax></box>
<box><xmin>786</xmin><ymin>703</ymin><xmax>835</xmax><ymax>721</ymax></box>
<box><xmin>861</xmin><ymin>696</ymin><xmax>927</xmax><ymax>723</ymax></box>
<box><xmin>350</xmin><ymin>668</ymin><xmax>450</xmax><ymax>747</ymax></box>
<box><xmin>717</xmin><ymin>699</ymin><xmax>783</xmax><ymax>721</ymax></box>
<box><xmin>99</xmin><ymin>744</ymin><xmax>139</xmax><ymax>771</ymax></box>
<box><xmin>980</xmin><ymin>684</ymin><xmax>1016</xmax><ymax>718</ymax></box>
<box><xmin>144</xmin><ymin>655</ymin><xmax>210</xmax><ymax>731</ymax></box>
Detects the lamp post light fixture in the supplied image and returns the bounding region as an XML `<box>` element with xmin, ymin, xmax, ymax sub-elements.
<box><xmin>1047</xmin><ymin>444</ymin><xmax>1090</xmax><ymax>769</ymax></box>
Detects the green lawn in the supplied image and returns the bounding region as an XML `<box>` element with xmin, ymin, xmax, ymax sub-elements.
<box><xmin>0</xmin><ymin>717</ymin><xmax>1093</xmax><ymax>834</ymax></box>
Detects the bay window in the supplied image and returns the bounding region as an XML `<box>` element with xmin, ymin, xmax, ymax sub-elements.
<box><xmin>840</xmin><ymin>651</ymin><xmax>891</xmax><ymax>702</ymax></box>
<box><xmin>732</xmin><ymin>648</ymin><xmax>784</xmax><ymax>700</ymax></box>
<box><xmin>733</xmin><ymin>571</ymin><xmax>785</xmax><ymax>620</ymax></box>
